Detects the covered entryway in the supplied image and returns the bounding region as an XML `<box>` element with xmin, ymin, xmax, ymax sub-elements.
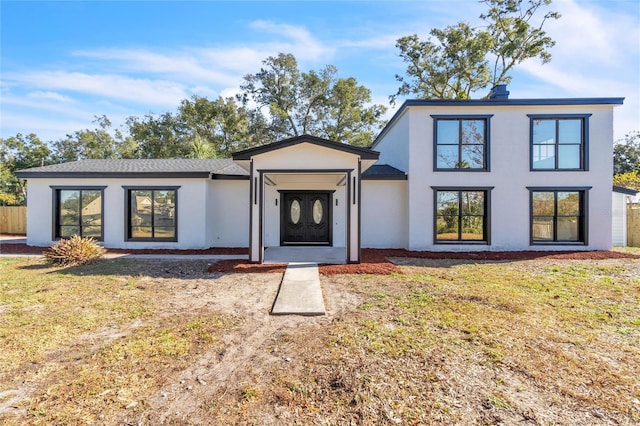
<box><xmin>232</xmin><ymin>135</ymin><xmax>380</xmax><ymax>264</ymax></box>
<box><xmin>280</xmin><ymin>191</ymin><xmax>332</xmax><ymax>245</ymax></box>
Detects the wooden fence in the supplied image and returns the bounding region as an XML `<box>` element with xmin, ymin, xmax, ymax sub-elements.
<box><xmin>0</xmin><ymin>206</ymin><xmax>27</xmax><ymax>234</ymax></box>
<box><xmin>629</xmin><ymin>205</ymin><xmax>640</xmax><ymax>247</ymax></box>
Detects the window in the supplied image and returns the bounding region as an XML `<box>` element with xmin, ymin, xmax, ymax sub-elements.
<box><xmin>52</xmin><ymin>187</ymin><xmax>105</xmax><ymax>240</ymax></box>
<box><xmin>529</xmin><ymin>188</ymin><xmax>588</xmax><ymax>244</ymax></box>
<box><xmin>433</xmin><ymin>115</ymin><xmax>491</xmax><ymax>170</ymax></box>
<box><xmin>124</xmin><ymin>187</ymin><xmax>178</xmax><ymax>241</ymax></box>
<box><xmin>529</xmin><ymin>114</ymin><xmax>590</xmax><ymax>170</ymax></box>
<box><xmin>433</xmin><ymin>188</ymin><xmax>491</xmax><ymax>243</ymax></box>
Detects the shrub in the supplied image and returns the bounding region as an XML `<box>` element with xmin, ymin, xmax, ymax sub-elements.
<box><xmin>44</xmin><ymin>235</ymin><xmax>106</xmax><ymax>266</ymax></box>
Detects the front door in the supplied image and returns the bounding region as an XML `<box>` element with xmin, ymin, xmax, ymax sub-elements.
<box><xmin>280</xmin><ymin>192</ymin><xmax>332</xmax><ymax>245</ymax></box>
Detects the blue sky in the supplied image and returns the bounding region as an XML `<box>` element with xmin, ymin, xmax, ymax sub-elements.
<box><xmin>1</xmin><ymin>0</ymin><xmax>639</xmax><ymax>143</ymax></box>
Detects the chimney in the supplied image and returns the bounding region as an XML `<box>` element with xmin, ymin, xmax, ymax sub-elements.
<box><xmin>488</xmin><ymin>84</ymin><xmax>509</xmax><ymax>100</ymax></box>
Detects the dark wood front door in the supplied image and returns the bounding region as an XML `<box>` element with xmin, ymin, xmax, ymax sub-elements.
<box><xmin>280</xmin><ymin>192</ymin><xmax>332</xmax><ymax>245</ymax></box>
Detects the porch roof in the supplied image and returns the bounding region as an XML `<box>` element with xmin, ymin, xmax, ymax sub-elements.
<box><xmin>232</xmin><ymin>134</ymin><xmax>380</xmax><ymax>161</ymax></box>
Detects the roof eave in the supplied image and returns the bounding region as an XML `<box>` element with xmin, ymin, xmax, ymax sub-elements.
<box><xmin>613</xmin><ymin>185</ymin><xmax>639</xmax><ymax>195</ymax></box>
<box><xmin>15</xmin><ymin>171</ymin><xmax>213</xmax><ymax>179</ymax></box>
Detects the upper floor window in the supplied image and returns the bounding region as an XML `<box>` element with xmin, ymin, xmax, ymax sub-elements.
<box><xmin>529</xmin><ymin>188</ymin><xmax>589</xmax><ymax>244</ymax></box>
<box><xmin>124</xmin><ymin>187</ymin><xmax>178</xmax><ymax>241</ymax></box>
<box><xmin>529</xmin><ymin>114</ymin><xmax>590</xmax><ymax>170</ymax></box>
<box><xmin>52</xmin><ymin>186</ymin><xmax>105</xmax><ymax>240</ymax></box>
<box><xmin>432</xmin><ymin>115</ymin><xmax>491</xmax><ymax>171</ymax></box>
<box><xmin>433</xmin><ymin>187</ymin><xmax>492</xmax><ymax>244</ymax></box>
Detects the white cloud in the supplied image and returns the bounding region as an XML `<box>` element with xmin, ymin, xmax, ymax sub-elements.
<box><xmin>26</xmin><ymin>91</ymin><xmax>74</xmax><ymax>103</ymax></box>
<box><xmin>5</xmin><ymin>71</ymin><xmax>187</xmax><ymax>107</ymax></box>
<box><xmin>73</xmin><ymin>48</ymin><xmax>241</xmax><ymax>87</ymax></box>
<box><xmin>248</xmin><ymin>20</ymin><xmax>334</xmax><ymax>61</ymax></box>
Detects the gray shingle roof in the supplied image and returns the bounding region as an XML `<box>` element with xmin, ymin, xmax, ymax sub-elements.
<box><xmin>15</xmin><ymin>159</ymin><xmax>249</xmax><ymax>179</ymax></box>
<box><xmin>15</xmin><ymin>159</ymin><xmax>405</xmax><ymax>180</ymax></box>
<box><xmin>362</xmin><ymin>164</ymin><xmax>407</xmax><ymax>180</ymax></box>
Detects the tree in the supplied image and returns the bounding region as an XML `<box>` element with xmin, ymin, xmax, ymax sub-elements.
<box><xmin>0</xmin><ymin>133</ymin><xmax>51</xmax><ymax>205</ymax></box>
<box><xmin>613</xmin><ymin>131</ymin><xmax>640</xmax><ymax>175</ymax></box>
<box><xmin>178</xmin><ymin>96</ymin><xmax>267</xmax><ymax>157</ymax></box>
<box><xmin>239</xmin><ymin>53</ymin><xmax>387</xmax><ymax>146</ymax></box>
<box><xmin>51</xmin><ymin>115</ymin><xmax>137</xmax><ymax>162</ymax></box>
<box><xmin>614</xmin><ymin>170</ymin><xmax>640</xmax><ymax>192</ymax></box>
<box><xmin>126</xmin><ymin>96</ymin><xmax>266</xmax><ymax>159</ymax></box>
<box><xmin>126</xmin><ymin>112</ymin><xmax>190</xmax><ymax>159</ymax></box>
<box><xmin>393</xmin><ymin>0</ymin><xmax>560</xmax><ymax>101</ymax></box>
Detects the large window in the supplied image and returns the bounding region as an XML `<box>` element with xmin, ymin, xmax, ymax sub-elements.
<box><xmin>433</xmin><ymin>188</ymin><xmax>491</xmax><ymax>243</ymax></box>
<box><xmin>530</xmin><ymin>188</ymin><xmax>588</xmax><ymax>244</ymax></box>
<box><xmin>52</xmin><ymin>187</ymin><xmax>105</xmax><ymax>240</ymax></box>
<box><xmin>433</xmin><ymin>116</ymin><xmax>491</xmax><ymax>170</ymax></box>
<box><xmin>124</xmin><ymin>187</ymin><xmax>178</xmax><ymax>241</ymax></box>
<box><xmin>530</xmin><ymin>115</ymin><xmax>590</xmax><ymax>170</ymax></box>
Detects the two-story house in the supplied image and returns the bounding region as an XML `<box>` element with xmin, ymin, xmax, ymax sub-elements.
<box><xmin>15</xmin><ymin>85</ymin><xmax>624</xmax><ymax>263</ymax></box>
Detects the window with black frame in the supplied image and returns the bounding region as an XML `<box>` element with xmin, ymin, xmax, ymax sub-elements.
<box><xmin>53</xmin><ymin>187</ymin><xmax>104</xmax><ymax>240</ymax></box>
<box><xmin>434</xmin><ymin>189</ymin><xmax>490</xmax><ymax>243</ymax></box>
<box><xmin>433</xmin><ymin>116</ymin><xmax>490</xmax><ymax>170</ymax></box>
<box><xmin>530</xmin><ymin>115</ymin><xmax>589</xmax><ymax>170</ymax></box>
<box><xmin>530</xmin><ymin>189</ymin><xmax>586</xmax><ymax>244</ymax></box>
<box><xmin>125</xmin><ymin>187</ymin><xmax>178</xmax><ymax>241</ymax></box>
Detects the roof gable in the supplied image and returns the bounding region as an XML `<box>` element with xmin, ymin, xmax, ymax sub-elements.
<box><xmin>232</xmin><ymin>134</ymin><xmax>379</xmax><ymax>160</ymax></box>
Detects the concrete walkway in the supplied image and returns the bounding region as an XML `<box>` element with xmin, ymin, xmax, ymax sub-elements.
<box><xmin>271</xmin><ymin>262</ymin><xmax>325</xmax><ymax>316</ymax></box>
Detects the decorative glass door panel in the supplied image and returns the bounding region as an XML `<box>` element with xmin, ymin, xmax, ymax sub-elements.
<box><xmin>280</xmin><ymin>192</ymin><xmax>331</xmax><ymax>245</ymax></box>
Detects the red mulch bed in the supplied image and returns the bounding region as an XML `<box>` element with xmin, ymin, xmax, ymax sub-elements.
<box><xmin>206</xmin><ymin>248</ymin><xmax>639</xmax><ymax>275</ymax></box>
<box><xmin>2</xmin><ymin>243</ymin><xmax>638</xmax><ymax>275</ymax></box>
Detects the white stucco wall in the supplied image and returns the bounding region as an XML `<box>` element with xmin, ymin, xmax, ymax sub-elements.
<box><xmin>25</xmin><ymin>177</ymin><xmax>211</xmax><ymax>249</ymax></box>
<box><xmin>361</xmin><ymin>180</ymin><xmax>408</xmax><ymax>248</ymax></box>
<box><xmin>612</xmin><ymin>192</ymin><xmax>628</xmax><ymax>246</ymax></box>
<box><xmin>373</xmin><ymin>109</ymin><xmax>410</xmax><ymax>173</ymax></box>
<box><xmin>384</xmin><ymin>103</ymin><xmax>617</xmax><ymax>251</ymax></box>
<box><xmin>207</xmin><ymin>180</ymin><xmax>249</xmax><ymax>247</ymax></box>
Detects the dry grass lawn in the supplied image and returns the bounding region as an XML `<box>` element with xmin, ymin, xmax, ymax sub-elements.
<box><xmin>0</xmin><ymin>252</ymin><xmax>639</xmax><ymax>425</ymax></box>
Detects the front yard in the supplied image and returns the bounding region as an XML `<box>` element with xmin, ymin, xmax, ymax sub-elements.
<box><xmin>1</xmin><ymin>253</ymin><xmax>639</xmax><ymax>425</ymax></box>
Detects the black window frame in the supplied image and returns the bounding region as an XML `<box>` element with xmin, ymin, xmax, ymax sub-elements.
<box><xmin>432</xmin><ymin>186</ymin><xmax>493</xmax><ymax>245</ymax></box>
<box><xmin>123</xmin><ymin>186</ymin><xmax>179</xmax><ymax>242</ymax></box>
<box><xmin>51</xmin><ymin>186</ymin><xmax>106</xmax><ymax>241</ymax></box>
<box><xmin>528</xmin><ymin>187</ymin><xmax>590</xmax><ymax>245</ymax></box>
<box><xmin>432</xmin><ymin>115</ymin><xmax>492</xmax><ymax>172</ymax></box>
<box><xmin>528</xmin><ymin>114</ymin><xmax>591</xmax><ymax>171</ymax></box>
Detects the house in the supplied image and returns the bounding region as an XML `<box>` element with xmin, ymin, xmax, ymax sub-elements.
<box><xmin>15</xmin><ymin>85</ymin><xmax>624</xmax><ymax>263</ymax></box>
<box><xmin>612</xmin><ymin>186</ymin><xmax>638</xmax><ymax>246</ymax></box>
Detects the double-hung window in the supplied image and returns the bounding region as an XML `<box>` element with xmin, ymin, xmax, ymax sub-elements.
<box><xmin>124</xmin><ymin>187</ymin><xmax>178</xmax><ymax>241</ymax></box>
<box><xmin>52</xmin><ymin>186</ymin><xmax>105</xmax><ymax>240</ymax></box>
<box><xmin>529</xmin><ymin>188</ymin><xmax>589</xmax><ymax>244</ymax></box>
<box><xmin>433</xmin><ymin>187</ymin><xmax>492</xmax><ymax>244</ymax></box>
<box><xmin>529</xmin><ymin>114</ymin><xmax>590</xmax><ymax>170</ymax></box>
<box><xmin>432</xmin><ymin>115</ymin><xmax>491</xmax><ymax>171</ymax></box>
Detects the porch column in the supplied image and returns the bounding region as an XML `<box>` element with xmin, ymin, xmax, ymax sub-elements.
<box><xmin>348</xmin><ymin>162</ymin><xmax>361</xmax><ymax>263</ymax></box>
<box><xmin>249</xmin><ymin>160</ymin><xmax>261</xmax><ymax>263</ymax></box>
